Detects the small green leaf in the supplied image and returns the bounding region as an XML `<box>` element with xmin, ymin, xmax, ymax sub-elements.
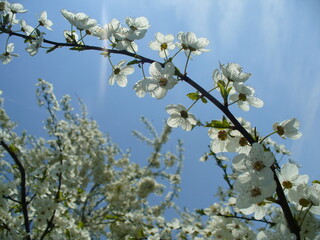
<box><xmin>174</xmin><ymin>67</ymin><xmax>182</xmax><ymax>76</ymax></box>
<box><xmin>127</xmin><ymin>60</ymin><xmax>141</xmax><ymax>65</ymax></box>
<box><xmin>187</xmin><ymin>92</ymin><xmax>200</xmax><ymax>100</ymax></box>
<box><xmin>35</xmin><ymin>28</ymin><xmax>41</xmax><ymax>37</ymax></box>
<box><xmin>77</xmin><ymin>221</ymin><xmax>85</xmax><ymax>229</ymax></box>
<box><xmin>104</xmin><ymin>214</ymin><xmax>121</xmax><ymax>220</ymax></box>
<box><xmin>8</xmin><ymin>144</ymin><xmax>18</xmax><ymax>153</ymax></box>
<box><xmin>312</xmin><ymin>180</ymin><xmax>320</xmax><ymax>184</ymax></box>
<box><xmin>100</xmin><ymin>51</ymin><xmax>110</xmax><ymax>57</ymax></box>
<box><xmin>69</xmin><ymin>46</ymin><xmax>86</xmax><ymax>51</ymax></box>
<box><xmin>195</xmin><ymin>208</ymin><xmax>206</xmax><ymax>215</ymax></box>
<box><xmin>136</xmin><ymin>228</ymin><xmax>146</xmax><ymax>238</ymax></box>
<box><xmin>201</xmin><ymin>97</ymin><xmax>207</xmax><ymax>103</ymax></box>
<box><xmin>217</xmin><ymin>81</ymin><xmax>228</xmax><ymax>103</ymax></box>
<box><xmin>46</xmin><ymin>45</ymin><xmax>59</xmax><ymax>54</ymax></box>
<box><xmin>3</xmin><ymin>14</ymin><xmax>10</xmax><ymax>26</ymax></box>
<box><xmin>227</xmin><ymin>86</ymin><xmax>233</xmax><ymax>94</ymax></box>
<box><xmin>205</xmin><ymin>118</ymin><xmax>230</xmax><ymax>129</ymax></box>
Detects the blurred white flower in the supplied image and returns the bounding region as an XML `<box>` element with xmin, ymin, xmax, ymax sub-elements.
<box><xmin>90</xmin><ymin>19</ymin><xmax>120</xmax><ymax>40</ymax></box>
<box><xmin>26</xmin><ymin>33</ymin><xmax>43</xmax><ymax>56</ymax></box>
<box><xmin>38</xmin><ymin>11</ymin><xmax>53</xmax><ymax>30</ymax></box>
<box><xmin>8</xmin><ymin>3</ymin><xmax>27</xmax><ymax>14</ymax></box>
<box><xmin>0</xmin><ymin>43</ymin><xmax>19</xmax><ymax>64</ymax></box>
<box><xmin>20</xmin><ymin>20</ymin><xmax>34</xmax><ymax>35</ymax></box>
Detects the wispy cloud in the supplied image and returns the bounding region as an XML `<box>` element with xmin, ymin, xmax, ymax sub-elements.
<box><xmin>98</xmin><ymin>2</ymin><xmax>109</xmax><ymax>103</ymax></box>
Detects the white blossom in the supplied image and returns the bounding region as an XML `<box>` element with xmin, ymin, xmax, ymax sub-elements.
<box><xmin>26</xmin><ymin>33</ymin><xmax>43</xmax><ymax>56</ymax></box>
<box><xmin>38</xmin><ymin>11</ymin><xmax>53</xmax><ymax>30</ymax></box>
<box><xmin>61</xmin><ymin>9</ymin><xmax>97</xmax><ymax>30</ymax></box>
<box><xmin>0</xmin><ymin>43</ymin><xmax>19</xmax><ymax>64</ymax></box>
<box><xmin>219</xmin><ymin>62</ymin><xmax>251</xmax><ymax>82</ymax></box>
<box><xmin>166</xmin><ymin>104</ymin><xmax>197</xmax><ymax>131</ymax></box>
<box><xmin>149</xmin><ymin>32</ymin><xmax>175</xmax><ymax>58</ymax></box>
<box><xmin>273</xmin><ymin>118</ymin><xmax>302</xmax><ymax>140</ymax></box>
<box><xmin>177</xmin><ymin>32</ymin><xmax>209</xmax><ymax>56</ymax></box>
<box><xmin>109</xmin><ymin>60</ymin><xmax>134</xmax><ymax>87</ymax></box>
<box><xmin>230</xmin><ymin>83</ymin><xmax>263</xmax><ymax>111</ymax></box>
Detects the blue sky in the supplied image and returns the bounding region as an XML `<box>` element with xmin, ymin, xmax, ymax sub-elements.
<box><xmin>1</xmin><ymin>0</ymin><xmax>320</xmax><ymax>212</ymax></box>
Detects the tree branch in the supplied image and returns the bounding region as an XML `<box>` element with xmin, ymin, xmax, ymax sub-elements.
<box><xmin>0</xmin><ymin>140</ymin><xmax>31</xmax><ymax>240</ymax></box>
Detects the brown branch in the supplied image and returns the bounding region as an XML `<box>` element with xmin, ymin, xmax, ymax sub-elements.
<box><xmin>216</xmin><ymin>212</ymin><xmax>275</xmax><ymax>226</ymax></box>
<box><xmin>0</xmin><ymin>140</ymin><xmax>31</xmax><ymax>240</ymax></box>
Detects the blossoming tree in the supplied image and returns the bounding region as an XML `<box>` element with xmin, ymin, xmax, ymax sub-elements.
<box><xmin>0</xmin><ymin>1</ymin><xmax>319</xmax><ymax>239</ymax></box>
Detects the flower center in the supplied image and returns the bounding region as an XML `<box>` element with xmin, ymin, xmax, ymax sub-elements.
<box><xmin>250</xmin><ymin>187</ymin><xmax>262</xmax><ymax>197</ymax></box>
<box><xmin>0</xmin><ymin>2</ymin><xmax>6</xmax><ymax>11</ymax></box>
<box><xmin>282</xmin><ymin>180</ymin><xmax>293</xmax><ymax>189</ymax></box>
<box><xmin>238</xmin><ymin>93</ymin><xmax>247</xmax><ymax>101</ymax></box>
<box><xmin>252</xmin><ymin>161</ymin><xmax>265</xmax><ymax>172</ymax></box>
<box><xmin>113</xmin><ymin>68</ymin><xmax>121</xmax><ymax>75</ymax></box>
<box><xmin>181</xmin><ymin>43</ymin><xmax>188</xmax><ymax>50</ymax></box>
<box><xmin>299</xmin><ymin>198</ymin><xmax>310</xmax><ymax>207</ymax></box>
<box><xmin>218</xmin><ymin>130</ymin><xmax>228</xmax><ymax>141</ymax></box>
<box><xmin>130</xmin><ymin>26</ymin><xmax>137</xmax><ymax>31</ymax></box>
<box><xmin>159</xmin><ymin>77</ymin><xmax>168</xmax><ymax>87</ymax></box>
<box><xmin>188</xmin><ymin>46</ymin><xmax>196</xmax><ymax>52</ymax></box>
<box><xmin>239</xmin><ymin>137</ymin><xmax>248</xmax><ymax>146</ymax></box>
<box><xmin>276</xmin><ymin>126</ymin><xmax>285</xmax><ymax>136</ymax></box>
<box><xmin>160</xmin><ymin>43</ymin><xmax>168</xmax><ymax>50</ymax></box>
<box><xmin>180</xmin><ymin>110</ymin><xmax>188</xmax><ymax>119</ymax></box>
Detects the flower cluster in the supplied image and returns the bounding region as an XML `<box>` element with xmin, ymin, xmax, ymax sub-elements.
<box><xmin>233</xmin><ymin>143</ymin><xmax>276</xmax><ymax>208</ymax></box>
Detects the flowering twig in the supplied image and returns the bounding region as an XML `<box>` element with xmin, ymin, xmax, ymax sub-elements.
<box><xmin>0</xmin><ymin>25</ymin><xmax>301</xmax><ymax>238</ymax></box>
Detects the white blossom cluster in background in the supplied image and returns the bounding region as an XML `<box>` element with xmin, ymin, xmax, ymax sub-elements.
<box><xmin>0</xmin><ymin>1</ymin><xmax>320</xmax><ymax>239</ymax></box>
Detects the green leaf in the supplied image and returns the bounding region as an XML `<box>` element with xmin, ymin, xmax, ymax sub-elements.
<box><xmin>217</xmin><ymin>81</ymin><xmax>228</xmax><ymax>103</ymax></box>
<box><xmin>8</xmin><ymin>144</ymin><xmax>18</xmax><ymax>153</ymax></box>
<box><xmin>104</xmin><ymin>214</ymin><xmax>121</xmax><ymax>221</ymax></box>
<box><xmin>77</xmin><ymin>221</ymin><xmax>85</xmax><ymax>229</ymax></box>
<box><xmin>136</xmin><ymin>228</ymin><xmax>146</xmax><ymax>238</ymax></box>
<box><xmin>100</xmin><ymin>51</ymin><xmax>109</xmax><ymax>57</ymax></box>
<box><xmin>227</xmin><ymin>86</ymin><xmax>233</xmax><ymax>94</ymax></box>
<box><xmin>46</xmin><ymin>45</ymin><xmax>59</xmax><ymax>54</ymax></box>
<box><xmin>195</xmin><ymin>208</ymin><xmax>206</xmax><ymax>215</ymax></box>
<box><xmin>201</xmin><ymin>97</ymin><xmax>208</xmax><ymax>103</ymax></box>
<box><xmin>35</xmin><ymin>28</ymin><xmax>41</xmax><ymax>37</ymax></box>
<box><xmin>3</xmin><ymin>14</ymin><xmax>10</xmax><ymax>26</ymax></box>
<box><xmin>312</xmin><ymin>180</ymin><xmax>320</xmax><ymax>184</ymax></box>
<box><xmin>127</xmin><ymin>60</ymin><xmax>141</xmax><ymax>65</ymax></box>
<box><xmin>205</xmin><ymin>118</ymin><xmax>230</xmax><ymax>129</ymax></box>
<box><xmin>187</xmin><ymin>92</ymin><xmax>200</xmax><ymax>100</ymax></box>
<box><xmin>69</xmin><ymin>46</ymin><xmax>86</xmax><ymax>51</ymax></box>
